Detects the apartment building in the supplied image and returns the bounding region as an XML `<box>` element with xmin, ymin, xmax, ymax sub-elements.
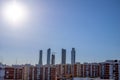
<box><xmin>23</xmin><ymin>64</ymin><xmax>36</xmax><ymax>80</ymax></box>
<box><xmin>100</xmin><ymin>60</ymin><xmax>120</xmax><ymax>80</ymax></box>
<box><xmin>0</xmin><ymin>63</ymin><xmax>5</xmax><ymax>80</ymax></box>
<box><xmin>4</xmin><ymin>65</ymin><xmax>23</xmax><ymax>80</ymax></box>
<box><xmin>50</xmin><ymin>66</ymin><xmax>57</xmax><ymax>80</ymax></box>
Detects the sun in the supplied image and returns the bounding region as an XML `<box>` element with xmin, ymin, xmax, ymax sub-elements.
<box><xmin>1</xmin><ymin>1</ymin><xmax>28</xmax><ymax>26</ymax></box>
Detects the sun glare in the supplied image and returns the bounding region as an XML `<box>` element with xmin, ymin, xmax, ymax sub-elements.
<box><xmin>1</xmin><ymin>1</ymin><xmax>28</xmax><ymax>26</ymax></box>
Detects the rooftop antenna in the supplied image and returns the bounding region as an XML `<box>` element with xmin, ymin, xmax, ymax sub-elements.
<box><xmin>16</xmin><ymin>58</ymin><xmax>18</xmax><ymax>65</ymax></box>
<box><xmin>0</xmin><ymin>56</ymin><xmax>3</xmax><ymax>64</ymax></box>
<box><xmin>26</xmin><ymin>59</ymin><xmax>28</xmax><ymax>64</ymax></box>
<box><xmin>52</xmin><ymin>52</ymin><xmax>56</xmax><ymax>55</ymax></box>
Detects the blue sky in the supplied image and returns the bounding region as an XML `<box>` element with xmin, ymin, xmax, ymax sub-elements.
<box><xmin>0</xmin><ymin>0</ymin><xmax>120</xmax><ymax>65</ymax></box>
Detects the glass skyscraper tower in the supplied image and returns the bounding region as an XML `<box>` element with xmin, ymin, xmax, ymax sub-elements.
<box><xmin>61</xmin><ymin>48</ymin><xmax>66</xmax><ymax>64</ymax></box>
<box><xmin>47</xmin><ymin>48</ymin><xmax>51</xmax><ymax>65</ymax></box>
<box><xmin>51</xmin><ymin>54</ymin><xmax>55</xmax><ymax>65</ymax></box>
<box><xmin>71</xmin><ymin>48</ymin><xmax>76</xmax><ymax>64</ymax></box>
<box><xmin>39</xmin><ymin>50</ymin><xmax>43</xmax><ymax>65</ymax></box>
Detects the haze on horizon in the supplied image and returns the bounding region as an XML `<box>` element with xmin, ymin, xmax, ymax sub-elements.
<box><xmin>0</xmin><ymin>0</ymin><xmax>120</xmax><ymax>65</ymax></box>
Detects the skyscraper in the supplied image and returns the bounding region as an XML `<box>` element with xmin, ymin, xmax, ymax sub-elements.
<box><xmin>61</xmin><ymin>48</ymin><xmax>66</xmax><ymax>64</ymax></box>
<box><xmin>71</xmin><ymin>48</ymin><xmax>76</xmax><ymax>64</ymax></box>
<box><xmin>39</xmin><ymin>50</ymin><xmax>43</xmax><ymax>65</ymax></box>
<box><xmin>47</xmin><ymin>48</ymin><xmax>51</xmax><ymax>65</ymax></box>
<box><xmin>51</xmin><ymin>54</ymin><xmax>55</xmax><ymax>65</ymax></box>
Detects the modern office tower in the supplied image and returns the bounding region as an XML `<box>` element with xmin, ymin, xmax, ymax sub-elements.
<box><xmin>71</xmin><ymin>48</ymin><xmax>76</xmax><ymax>64</ymax></box>
<box><xmin>51</xmin><ymin>54</ymin><xmax>55</xmax><ymax>65</ymax></box>
<box><xmin>47</xmin><ymin>48</ymin><xmax>51</xmax><ymax>65</ymax></box>
<box><xmin>61</xmin><ymin>48</ymin><xmax>66</xmax><ymax>64</ymax></box>
<box><xmin>39</xmin><ymin>50</ymin><xmax>43</xmax><ymax>65</ymax></box>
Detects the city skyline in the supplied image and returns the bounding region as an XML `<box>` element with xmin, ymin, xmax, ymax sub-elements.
<box><xmin>0</xmin><ymin>0</ymin><xmax>120</xmax><ymax>65</ymax></box>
